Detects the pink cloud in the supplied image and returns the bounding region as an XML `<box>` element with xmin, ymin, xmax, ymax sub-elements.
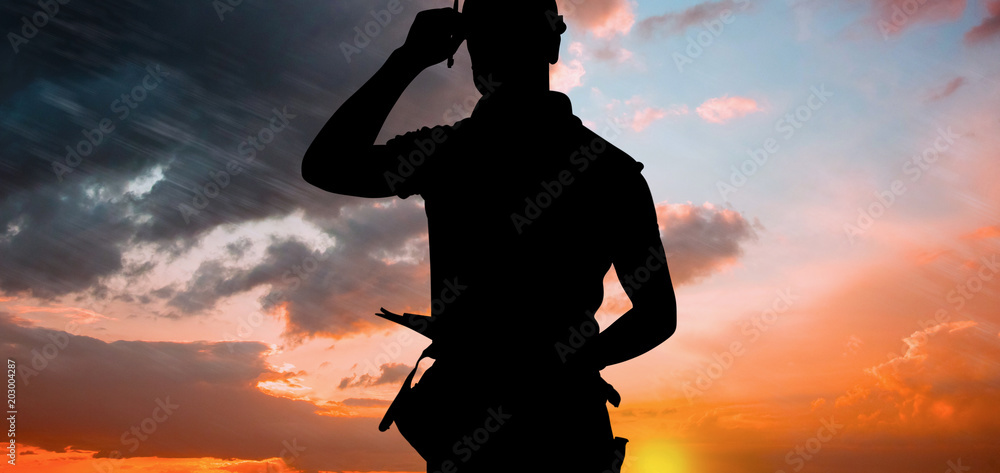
<box><xmin>592</xmin><ymin>44</ymin><xmax>635</xmax><ymax>63</ymax></box>
<box><xmin>630</xmin><ymin>105</ymin><xmax>688</xmax><ymax>132</ymax></box>
<box><xmin>550</xmin><ymin>59</ymin><xmax>586</xmax><ymax>93</ymax></box>
<box><xmin>653</xmin><ymin>201</ymin><xmax>759</xmax><ymax>284</ymax></box>
<box><xmin>638</xmin><ymin>0</ymin><xmax>750</xmax><ymax>38</ymax></box>
<box><xmin>696</xmin><ymin>96</ymin><xmax>762</xmax><ymax>124</ymax></box>
<box><xmin>965</xmin><ymin>0</ymin><xmax>1000</xmax><ymax>44</ymax></box>
<box><xmin>565</xmin><ymin>40</ymin><xmax>634</xmax><ymax>64</ymax></box>
<box><xmin>926</xmin><ymin>76</ymin><xmax>966</xmax><ymax>102</ymax></box>
<box><xmin>871</xmin><ymin>0</ymin><xmax>966</xmax><ymax>37</ymax></box>
<box><xmin>557</xmin><ymin>0</ymin><xmax>635</xmax><ymax>37</ymax></box>
<box><xmin>600</xmin><ymin>94</ymin><xmax>688</xmax><ymax>132</ymax></box>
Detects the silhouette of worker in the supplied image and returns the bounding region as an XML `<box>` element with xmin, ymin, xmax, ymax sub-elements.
<box><xmin>302</xmin><ymin>0</ymin><xmax>677</xmax><ymax>471</ymax></box>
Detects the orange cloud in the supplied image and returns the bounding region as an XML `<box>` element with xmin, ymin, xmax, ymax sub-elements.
<box><xmin>860</xmin><ymin>321</ymin><xmax>1000</xmax><ymax>430</ymax></box>
<box><xmin>696</xmin><ymin>96</ymin><xmax>762</xmax><ymax>124</ymax></box>
<box><xmin>962</xmin><ymin>224</ymin><xmax>1000</xmax><ymax>240</ymax></box>
<box><xmin>0</xmin><ymin>314</ymin><xmax>420</xmax><ymax>471</ymax></box>
<box><xmin>556</xmin><ymin>0</ymin><xmax>635</xmax><ymax>37</ymax></box>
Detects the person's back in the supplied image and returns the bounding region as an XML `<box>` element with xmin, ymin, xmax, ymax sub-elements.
<box><xmin>301</xmin><ymin>1</ymin><xmax>677</xmax><ymax>471</ymax></box>
<box><xmin>386</xmin><ymin>88</ymin><xmax>646</xmax><ymax>363</ymax></box>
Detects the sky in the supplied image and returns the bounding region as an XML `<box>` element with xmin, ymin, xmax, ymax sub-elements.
<box><xmin>1</xmin><ymin>0</ymin><xmax>999</xmax><ymax>472</ymax></box>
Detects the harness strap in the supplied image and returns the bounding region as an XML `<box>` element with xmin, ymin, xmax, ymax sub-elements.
<box><xmin>378</xmin><ymin>345</ymin><xmax>433</xmax><ymax>432</ymax></box>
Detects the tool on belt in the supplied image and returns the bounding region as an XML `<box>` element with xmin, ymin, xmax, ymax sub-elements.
<box><xmin>373</xmin><ymin>307</ymin><xmax>628</xmax><ymax>472</ymax></box>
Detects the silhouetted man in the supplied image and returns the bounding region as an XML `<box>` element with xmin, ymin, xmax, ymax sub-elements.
<box><xmin>302</xmin><ymin>1</ymin><xmax>676</xmax><ymax>471</ymax></box>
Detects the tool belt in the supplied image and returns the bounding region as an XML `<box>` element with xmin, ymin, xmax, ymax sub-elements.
<box><xmin>374</xmin><ymin>308</ymin><xmax>628</xmax><ymax>472</ymax></box>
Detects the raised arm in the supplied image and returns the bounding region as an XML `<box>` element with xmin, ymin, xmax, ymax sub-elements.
<box><xmin>580</xmin><ymin>171</ymin><xmax>677</xmax><ymax>370</ymax></box>
<box><xmin>302</xmin><ymin>8</ymin><xmax>464</xmax><ymax>197</ymax></box>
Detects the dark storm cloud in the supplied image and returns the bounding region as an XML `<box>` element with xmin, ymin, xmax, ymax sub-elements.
<box><xmin>1</xmin><ymin>0</ymin><xmax>762</xmax><ymax>345</ymax></box>
<box><xmin>161</xmin><ymin>199</ymin><xmax>430</xmax><ymax>342</ymax></box>
<box><xmin>0</xmin><ymin>313</ymin><xmax>421</xmax><ymax>471</ymax></box>
<box><xmin>0</xmin><ymin>0</ymin><xmax>468</xmax><ymax>301</ymax></box>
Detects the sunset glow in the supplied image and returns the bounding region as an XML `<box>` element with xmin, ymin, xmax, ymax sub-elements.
<box><xmin>1</xmin><ymin>0</ymin><xmax>998</xmax><ymax>471</ymax></box>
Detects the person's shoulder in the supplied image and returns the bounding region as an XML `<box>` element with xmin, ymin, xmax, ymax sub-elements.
<box><xmin>385</xmin><ymin>118</ymin><xmax>472</xmax><ymax>148</ymax></box>
<box><xmin>570</xmin><ymin>120</ymin><xmax>645</xmax><ymax>175</ymax></box>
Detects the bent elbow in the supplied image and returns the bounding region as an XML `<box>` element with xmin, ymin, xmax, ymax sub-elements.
<box><xmin>300</xmin><ymin>156</ymin><xmax>321</xmax><ymax>188</ymax></box>
<box><xmin>301</xmin><ymin>150</ymin><xmax>346</xmax><ymax>192</ymax></box>
<box><xmin>652</xmin><ymin>300</ymin><xmax>677</xmax><ymax>343</ymax></box>
<box><xmin>660</xmin><ymin>306</ymin><xmax>677</xmax><ymax>342</ymax></box>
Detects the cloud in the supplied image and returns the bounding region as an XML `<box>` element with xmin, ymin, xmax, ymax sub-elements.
<box><xmin>598</xmin><ymin>93</ymin><xmax>689</xmax><ymax>132</ymax></box>
<box><xmin>0</xmin><ymin>0</ymin><xmax>468</xmax><ymax>304</ymax></box>
<box><xmin>630</xmin><ymin>105</ymin><xmax>688</xmax><ymax>132</ymax></box>
<box><xmin>338</xmin><ymin>363</ymin><xmax>413</xmax><ymax>389</ymax></box>
<box><xmin>963</xmin><ymin>224</ymin><xmax>1000</xmax><ymax>240</ymax></box>
<box><xmin>638</xmin><ymin>0</ymin><xmax>750</xmax><ymax>38</ymax></box>
<box><xmin>654</xmin><ymin>202</ymin><xmax>760</xmax><ymax>285</ymax></box>
<box><xmin>341</xmin><ymin>398</ymin><xmax>393</xmax><ymax>408</ymax></box>
<box><xmin>592</xmin><ymin>44</ymin><xmax>635</xmax><ymax>63</ymax></box>
<box><xmin>859</xmin><ymin>321</ymin><xmax>1000</xmax><ymax>430</ymax></box>
<box><xmin>550</xmin><ymin>59</ymin><xmax>587</xmax><ymax>93</ymax></box>
<box><xmin>926</xmin><ymin>76</ymin><xmax>966</xmax><ymax>102</ymax></box>
<box><xmin>0</xmin><ymin>314</ymin><xmax>420</xmax><ymax>472</ymax></box>
<box><xmin>565</xmin><ymin>40</ymin><xmax>634</xmax><ymax>64</ymax></box>
<box><xmin>159</xmin><ymin>199</ymin><xmax>431</xmax><ymax>343</ymax></box>
<box><xmin>696</xmin><ymin>96</ymin><xmax>762</xmax><ymax>124</ymax></box>
<box><xmin>964</xmin><ymin>0</ymin><xmax>1000</xmax><ymax>44</ymax></box>
<box><xmin>867</xmin><ymin>0</ymin><xmax>966</xmax><ymax>37</ymax></box>
<box><xmin>630</xmin><ymin>107</ymin><xmax>670</xmax><ymax>132</ymax></box>
<box><xmin>557</xmin><ymin>0</ymin><xmax>636</xmax><ymax>37</ymax></box>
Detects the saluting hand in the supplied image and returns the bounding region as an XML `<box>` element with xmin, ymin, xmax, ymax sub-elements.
<box><xmin>397</xmin><ymin>8</ymin><xmax>465</xmax><ymax>71</ymax></box>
